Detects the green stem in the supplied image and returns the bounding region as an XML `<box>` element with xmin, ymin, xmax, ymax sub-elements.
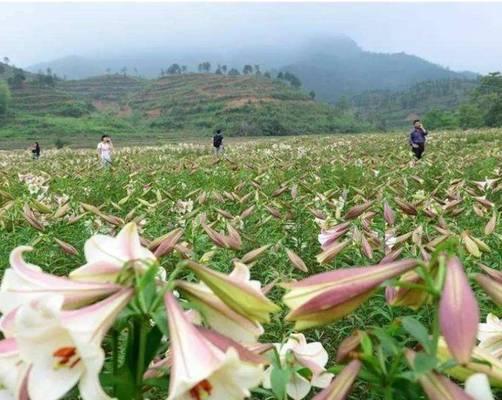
<box><xmin>112</xmin><ymin>329</ymin><xmax>119</xmax><ymax>397</ymax></box>
<box><xmin>135</xmin><ymin>319</ymin><xmax>148</xmax><ymax>400</ymax></box>
<box><xmin>431</xmin><ymin>304</ymin><xmax>440</xmax><ymax>356</ymax></box>
<box><xmin>384</xmin><ymin>386</ymin><xmax>393</xmax><ymax>400</ymax></box>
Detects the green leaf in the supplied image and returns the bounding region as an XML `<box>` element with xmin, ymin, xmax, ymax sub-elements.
<box><xmin>413</xmin><ymin>352</ymin><xmax>437</xmax><ymax>375</ymax></box>
<box><xmin>401</xmin><ymin>317</ymin><xmax>431</xmax><ymax>353</ymax></box>
<box><xmin>143</xmin><ymin>325</ymin><xmax>163</xmax><ymax>371</ymax></box>
<box><xmin>270</xmin><ymin>366</ymin><xmax>291</xmax><ymax>400</ymax></box>
<box><xmin>360</xmin><ymin>332</ymin><xmax>373</xmax><ymax>356</ymax></box>
<box><xmin>152</xmin><ymin>306</ymin><xmax>169</xmax><ymax>337</ymax></box>
<box><xmin>371</xmin><ymin>327</ymin><xmax>398</xmax><ymax>356</ymax></box>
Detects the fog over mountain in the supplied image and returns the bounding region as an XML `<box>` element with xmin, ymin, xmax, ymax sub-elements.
<box><xmin>1</xmin><ymin>2</ymin><xmax>502</xmax><ymax>74</ymax></box>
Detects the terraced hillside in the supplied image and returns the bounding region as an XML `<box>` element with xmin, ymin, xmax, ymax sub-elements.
<box><xmin>129</xmin><ymin>74</ymin><xmax>362</xmax><ymax>135</ymax></box>
<box><xmin>60</xmin><ymin>74</ymin><xmax>146</xmax><ymax>102</ymax></box>
<box><xmin>1</xmin><ymin>71</ymin><xmax>370</xmax><ymax>144</ymax></box>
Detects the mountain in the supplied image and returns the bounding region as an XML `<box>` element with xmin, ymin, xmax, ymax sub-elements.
<box><xmin>25</xmin><ymin>36</ymin><xmax>478</xmax><ymax>103</ymax></box>
<box><xmin>281</xmin><ymin>36</ymin><xmax>477</xmax><ymax>103</ymax></box>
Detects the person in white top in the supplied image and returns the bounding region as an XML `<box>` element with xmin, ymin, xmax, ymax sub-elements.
<box><xmin>97</xmin><ymin>135</ymin><xmax>113</xmax><ymax>167</ymax></box>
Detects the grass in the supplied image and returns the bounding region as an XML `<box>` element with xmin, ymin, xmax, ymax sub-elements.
<box><xmin>0</xmin><ymin>129</ymin><xmax>501</xmax><ymax>399</ymax></box>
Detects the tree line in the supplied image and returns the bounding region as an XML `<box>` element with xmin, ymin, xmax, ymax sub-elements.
<box><xmin>423</xmin><ymin>72</ymin><xmax>502</xmax><ymax>129</ymax></box>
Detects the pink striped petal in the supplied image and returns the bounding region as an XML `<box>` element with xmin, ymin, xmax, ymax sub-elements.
<box><xmin>439</xmin><ymin>257</ymin><xmax>480</xmax><ymax>364</ymax></box>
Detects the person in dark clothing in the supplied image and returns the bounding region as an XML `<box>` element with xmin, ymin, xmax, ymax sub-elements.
<box><xmin>31</xmin><ymin>142</ymin><xmax>40</xmax><ymax>160</ymax></box>
<box><xmin>213</xmin><ymin>129</ymin><xmax>224</xmax><ymax>156</ymax></box>
<box><xmin>409</xmin><ymin>119</ymin><xmax>428</xmax><ymax>159</ymax></box>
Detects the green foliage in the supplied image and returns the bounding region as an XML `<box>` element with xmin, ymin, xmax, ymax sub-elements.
<box><xmin>423</xmin><ymin>109</ymin><xmax>458</xmax><ymax>130</ymax></box>
<box><xmin>0</xmin><ymin>81</ymin><xmax>10</xmax><ymax>116</ymax></box>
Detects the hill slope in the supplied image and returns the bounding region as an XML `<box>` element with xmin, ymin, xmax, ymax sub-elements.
<box><xmin>351</xmin><ymin>78</ymin><xmax>480</xmax><ymax>128</ymax></box>
<box><xmin>1</xmin><ymin>72</ymin><xmax>370</xmax><ymax>141</ymax></box>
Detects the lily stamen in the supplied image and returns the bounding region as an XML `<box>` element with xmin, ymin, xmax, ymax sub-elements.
<box><xmin>189</xmin><ymin>379</ymin><xmax>213</xmax><ymax>400</ymax></box>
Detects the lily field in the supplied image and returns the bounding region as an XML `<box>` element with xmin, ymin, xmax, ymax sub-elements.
<box><xmin>0</xmin><ymin>129</ymin><xmax>501</xmax><ymax>400</ymax></box>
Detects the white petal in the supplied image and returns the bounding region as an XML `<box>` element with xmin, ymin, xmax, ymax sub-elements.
<box><xmin>28</xmin><ymin>356</ymin><xmax>83</xmax><ymax>400</ymax></box>
<box><xmin>465</xmin><ymin>373</ymin><xmax>495</xmax><ymax>400</ymax></box>
<box><xmin>286</xmin><ymin>373</ymin><xmax>311</xmax><ymax>400</ymax></box>
<box><xmin>79</xmin><ymin>370</ymin><xmax>112</xmax><ymax>400</ymax></box>
<box><xmin>311</xmin><ymin>371</ymin><xmax>334</xmax><ymax>388</ymax></box>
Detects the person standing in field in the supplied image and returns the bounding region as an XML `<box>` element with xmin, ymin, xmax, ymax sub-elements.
<box><xmin>213</xmin><ymin>129</ymin><xmax>224</xmax><ymax>156</ymax></box>
<box><xmin>409</xmin><ymin>119</ymin><xmax>428</xmax><ymax>160</ymax></box>
<box><xmin>97</xmin><ymin>135</ymin><xmax>113</xmax><ymax>168</ymax></box>
<box><xmin>31</xmin><ymin>142</ymin><xmax>40</xmax><ymax>160</ymax></box>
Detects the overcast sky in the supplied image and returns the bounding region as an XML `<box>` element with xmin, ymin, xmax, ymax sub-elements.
<box><xmin>1</xmin><ymin>2</ymin><xmax>501</xmax><ymax>73</ymax></box>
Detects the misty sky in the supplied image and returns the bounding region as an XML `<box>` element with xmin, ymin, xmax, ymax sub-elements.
<box><xmin>1</xmin><ymin>2</ymin><xmax>501</xmax><ymax>73</ymax></box>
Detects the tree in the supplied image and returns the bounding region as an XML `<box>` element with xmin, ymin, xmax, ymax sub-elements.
<box><xmin>309</xmin><ymin>90</ymin><xmax>316</xmax><ymax>100</ymax></box>
<box><xmin>458</xmin><ymin>103</ymin><xmax>483</xmax><ymax>129</ymax></box>
<box><xmin>120</xmin><ymin>66</ymin><xmax>127</xmax><ymax>77</ymax></box>
<box><xmin>254</xmin><ymin>65</ymin><xmax>261</xmax><ymax>76</ymax></box>
<box><xmin>228</xmin><ymin>68</ymin><xmax>240</xmax><ymax>76</ymax></box>
<box><xmin>215</xmin><ymin>65</ymin><xmax>223</xmax><ymax>75</ymax></box>
<box><xmin>242</xmin><ymin>65</ymin><xmax>253</xmax><ymax>75</ymax></box>
<box><xmin>198</xmin><ymin>62</ymin><xmax>211</xmax><ymax>73</ymax></box>
<box><xmin>7</xmin><ymin>68</ymin><xmax>26</xmax><ymax>89</ymax></box>
<box><xmin>0</xmin><ymin>64</ymin><xmax>5</xmax><ymax>75</ymax></box>
<box><xmin>264</xmin><ymin>72</ymin><xmax>271</xmax><ymax>79</ymax></box>
<box><xmin>423</xmin><ymin>109</ymin><xmax>458</xmax><ymax>130</ymax></box>
<box><xmin>0</xmin><ymin>81</ymin><xmax>10</xmax><ymax>116</ymax></box>
<box><xmin>221</xmin><ymin>65</ymin><xmax>227</xmax><ymax>74</ymax></box>
<box><xmin>181</xmin><ymin>65</ymin><xmax>187</xmax><ymax>73</ymax></box>
<box><xmin>283</xmin><ymin>72</ymin><xmax>302</xmax><ymax>88</ymax></box>
<box><xmin>3</xmin><ymin>57</ymin><xmax>9</xmax><ymax>65</ymax></box>
<box><xmin>167</xmin><ymin>64</ymin><xmax>181</xmax><ymax>74</ymax></box>
<box><xmin>277</xmin><ymin>72</ymin><xmax>284</xmax><ymax>80</ymax></box>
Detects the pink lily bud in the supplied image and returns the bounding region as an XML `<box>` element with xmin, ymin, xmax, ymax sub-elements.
<box><xmin>283</xmin><ymin>259</ymin><xmax>418</xmax><ymax>329</ymax></box>
<box><xmin>439</xmin><ymin>257</ymin><xmax>480</xmax><ymax>364</ymax></box>
<box><xmin>312</xmin><ymin>359</ymin><xmax>361</xmax><ymax>400</ymax></box>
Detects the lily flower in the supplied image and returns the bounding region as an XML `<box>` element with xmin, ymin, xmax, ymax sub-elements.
<box><xmin>0</xmin><ymin>339</ymin><xmax>29</xmax><ymax>400</ymax></box>
<box><xmin>465</xmin><ymin>373</ymin><xmax>495</xmax><ymax>400</ymax></box>
<box><xmin>0</xmin><ymin>247</ymin><xmax>121</xmax><ymax>336</ymax></box>
<box><xmin>477</xmin><ymin>314</ymin><xmax>502</xmax><ymax>359</ymax></box>
<box><xmin>283</xmin><ymin>259</ymin><xmax>417</xmax><ymax>330</ymax></box>
<box><xmin>439</xmin><ymin>257</ymin><xmax>480</xmax><ymax>364</ymax></box>
<box><xmin>14</xmin><ymin>289</ymin><xmax>133</xmax><ymax>400</ymax></box>
<box><xmin>70</xmin><ymin>222</ymin><xmax>156</xmax><ymax>283</ymax></box>
<box><xmin>184</xmin><ymin>261</ymin><xmax>280</xmax><ymax>324</ymax></box>
<box><xmin>437</xmin><ymin>337</ymin><xmax>502</xmax><ymax>387</ymax></box>
<box><xmin>385</xmin><ymin>269</ymin><xmax>431</xmax><ymax>310</ymax></box>
<box><xmin>175</xmin><ymin>280</ymin><xmax>264</xmax><ymax>344</ymax></box>
<box><xmin>312</xmin><ymin>359</ymin><xmax>361</xmax><ymax>400</ymax></box>
<box><xmin>318</xmin><ymin>222</ymin><xmax>350</xmax><ymax>250</ymax></box>
<box><xmin>405</xmin><ymin>349</ymin><xmax>473</xmax><ymax>400</ymax></box>
<box><xmin>263</xmin><ymin>333</ymin><xmax>334</xmax><ymax>400</ymax></box>
<box><xmin>164</xmin><ymin>293</ymin><xmax>264</xmax><ymax>400</ymax></box>
<box><xmin>475</xmin><ymin>273</ymin><xmax>502</xmax><ymax>306</ymax></box>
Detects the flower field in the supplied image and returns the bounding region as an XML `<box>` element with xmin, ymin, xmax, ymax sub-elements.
<box><xmin>0</xmin><ymin>129</ymin><xmax>501</xmax><ymax>400</ymax></box>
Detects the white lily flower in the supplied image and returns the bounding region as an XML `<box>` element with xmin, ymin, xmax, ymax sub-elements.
<box><xmin>465</xmin><ymin>373</ymin><xmax>495</xmax><ymax>400</ymax></box>
<box><xmin>0</xmin><ymin>247</ymin><xmax>121</xmax><ymax>337</ymax></box>
<box><xmin>14</xmin><ymin>289</ymin><xmax>132</xmax><ymax>400</ymax></box>
<box><xmin>478</xmin><ymin>314</ymin><xmax>502</xmax><ymax>359</ymax></box>
<box><xmin>0</xmin><ymin>339</ymin><xmax>29</xmax><ymax>400</ymax></box>
<box><xmin>164</xmin><ymin>293</ymin><xmax>264</xmax><ymax>400</ymax></box>
<box><xmin>70</xmin><ymin>222</ymin><xmax>156</xmax><ymax>283</ymax></box>
<box><xmin>263</xmin><ymin>333</ymin><xmax>334</xmax><ymax>400</ymax></box>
